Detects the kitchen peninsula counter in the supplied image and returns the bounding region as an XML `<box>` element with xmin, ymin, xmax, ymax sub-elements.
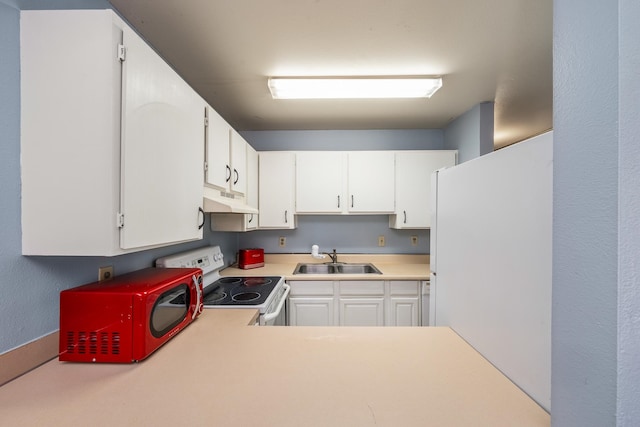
<box><xmin>0</xmin><ymin>310</ymin><xmax>549</xmax><ymax>426</ymax></box>
<box><xmin>221</xmin><ymin>253</ymin><xmax>430</xmax><ymax>281</ymax></box>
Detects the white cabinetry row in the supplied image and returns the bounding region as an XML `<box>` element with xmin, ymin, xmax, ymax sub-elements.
<box><xmin>21</xmin><ymin>10</ymin><xmax>206</xmax><ymax>256</ymax></box>
<box><xmin>21</xmin><ymin>9</ymin><xmax>260</xmax><ymax>255</ymax></box>
<box><xmin>252</xmin><ymin>150</ymin><xmax>456</xmax><ymax>231</ymax></box>
<box><xmin>288</xmin><ymin>280</ymin><xmax>426</xmax><ymax>327</ymax></box>
<box><xmin>20</xmin><ymin>12</ymin><xmax>454</xmax><ymax>253</ymax></box>
<box><xmin>295</xmin><ymin>151</ymin><xmax>395</xmax><ymax>214</ymax></box>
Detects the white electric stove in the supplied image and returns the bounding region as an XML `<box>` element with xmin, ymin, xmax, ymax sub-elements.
<box><xmin>156</xmin><ymin>246</ymin><xmax>289</xmax><ymax>326</ymax></box>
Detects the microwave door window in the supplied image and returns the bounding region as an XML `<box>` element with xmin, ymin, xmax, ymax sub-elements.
<box><xmin>151</xmin><ymin>284</ymin><xmax>190</xmax><ymax>338</ymax></box>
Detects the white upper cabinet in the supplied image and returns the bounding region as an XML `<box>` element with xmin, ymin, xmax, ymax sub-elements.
<box><xmin>258</xmin><ymin>152</ymin><xmax>296</xmax><ymax>229</ymax></box>
<box><xmin>295</xmin><ymin>151</ymin><xmax>395</xmax><ymax>214</ymax></box>
<box><xmin>205</xmin><ymin>108</ymin><xmax>247</xmax><ymax>196</ymax></box>
<box><xmin>119</xmin><ymin>23</ymin><xmax>205</xmax><ymax>249</ymax></box>
<box><xmin>230</xmin><ymin>129</ymin><xmax>248</xmax><ymax>195</ymax></box>
<box><xmin>347</xmin><ymin>152</ymin><xmax>395</xmax><ymax>213</ymax></box>
<box><xmin>390</xmin><ymin>151</ymin><xmax>457</xmax><ymax>229</ymax></box>
<box><xmin>296</xmin><ymin>152</ymin><xmax>345</xmax><ymax>213</ymax></box>
<box><xmin>20</xmin><ymin>10</ymin><xmax>204</xmax><ymax>256</ymax></box>
<box><xmin>209</xmin><ymin>142</ymin><xmax>258</xmax><ymax>232</ymax></box>
<box><xmin>205</xmin><ymin>107</ymin><xmax>232</xmax><ymax>190</ymax></box>
<box><xmin>244</xmin><ymin>144</ymin><xmax>259</xmax><ymax>229</ymax></box>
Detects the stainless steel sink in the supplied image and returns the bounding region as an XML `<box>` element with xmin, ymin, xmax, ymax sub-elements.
<box><xmin>293</xmin><ymin>263</ymin><xmax>382</xmax><ymax>275</ymax></box>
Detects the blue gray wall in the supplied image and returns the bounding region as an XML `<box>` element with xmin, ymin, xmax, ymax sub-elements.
<box><xmin>0</xmin><ymin>0</ymin><xmax>238</xmax><ymax>355</ymax></box>
<box><xmin>240</xmin><ymin>129</ymin><xmax>444</xmax><ymax>254</ymax></box>
<box><xmin>553</xmin><ymin>0</ymin><xmax>640</xmax><ymax>425</ymax></box>
<box><xmin>444</xmin><ymin>102</ymin><xmax>494</xmax><ymax>163</ymax></box>
<box><xmin>242</xmin><ymin>129</ymin><xmax>443</xmax><ymax>151</ymax></box>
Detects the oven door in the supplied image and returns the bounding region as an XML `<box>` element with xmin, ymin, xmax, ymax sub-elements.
<box><xmin>260</xmin><ymin>283</ymin><xmax>290</xmax><ymax>326</ymax></box>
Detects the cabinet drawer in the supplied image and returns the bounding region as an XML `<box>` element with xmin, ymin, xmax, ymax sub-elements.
<box><xmin>339</xmin><ymin>281</ymin><xmax>384</xmax><ymax>296</ymax></box>
<box><xmin>389</xmin><ymin>281</ymin><xmax>420</xmax><ymax>296</ymax></box>
<box><xmin>288</xmin><ymin>280</ymin><xmax>335</xmax><ymax>296</ymax></box>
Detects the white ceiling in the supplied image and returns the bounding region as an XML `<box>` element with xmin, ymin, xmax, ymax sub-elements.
<box><xmin>108</xmin><ymin>0</ymin><xmax>552</xmax><ymax>149</ymax></box>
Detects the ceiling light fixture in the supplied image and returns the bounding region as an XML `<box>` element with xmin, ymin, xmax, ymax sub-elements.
<box><xmin>267</xmin><ymin>76</ymin><xmax>443</xmax><ymax>99</ymax></box>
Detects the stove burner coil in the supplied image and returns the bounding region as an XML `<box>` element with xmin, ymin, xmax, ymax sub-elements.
<box><xmin>217</xmin><ymin>277</ymin><xmax>243</xmax><ymax>285</ymax></box>
<box><xmin>243</xmin><ymin>277</ymin><xmax>273</xmax><ymax>287</ymax></box>
<box><xmin>203</xmin><ymin>288</ymin><xmax>227</xmax><ymax>303</ymax></box>
<box><xmin>231</xmin><ymin>292</ymin><xmax>261</xmax><ymax>302</ymax></box>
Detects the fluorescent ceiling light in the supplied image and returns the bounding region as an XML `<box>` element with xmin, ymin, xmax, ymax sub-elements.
<box><xmin>268</xmin><ymin>76</ymin><xmax>442</xmax><ymax>99</ymax></box>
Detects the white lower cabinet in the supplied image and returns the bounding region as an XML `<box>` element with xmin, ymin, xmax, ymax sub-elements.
<box><xmin>288</xmin><ymin>280</ymin><xmax>421</xmax><ymax>327</ymax></box>
<box><xmin>289</xmin><ymin>297</ymin><xmax>336</xmax><ymax>326</ymax></box>
<box><xmin>288</xmin><ymin>281</ymin><xmax>337</xmax><ymax>326</ymax></box>
<box><xmin>340</xmin><ymin>298</ymin><xmax>385</xmax><ymax>326</ymax></box>
<box><xmin>339</xmin><ymin>280</ymin><xmax>385</xmax><ymax>326</ymax></box>
<box><xmin>387</xmin><ymin>281</ymin><xmax>421</xmax><ymax>326</ymax></box>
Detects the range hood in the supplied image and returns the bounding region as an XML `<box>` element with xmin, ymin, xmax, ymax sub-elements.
<box><xmin>203</xmin><ymin>187</ymin><xmax>258</xmax><ymax>214</ymax></box>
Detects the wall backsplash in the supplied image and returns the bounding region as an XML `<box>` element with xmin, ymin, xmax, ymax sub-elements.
<box><xmin>236</xmin><ymin>215</ymin><xmax>429</xmax><ymax>259</ymax></box>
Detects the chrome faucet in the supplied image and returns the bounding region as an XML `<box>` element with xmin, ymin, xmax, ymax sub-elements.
<box><xmin>326</xmin><ymin>249</ymin><xmax>338</xmax><ymax>264</ymax></box>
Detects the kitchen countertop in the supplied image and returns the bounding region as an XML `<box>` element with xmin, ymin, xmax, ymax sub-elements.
<box><xmin>0</xmin><ymin>310</ymin><xmax>549</xmax><ymax>426</ymax></box>
<box><xmin>222</xmin><ymin>253</ymin><xmax>430</xmax><ymax>281</ymax></box>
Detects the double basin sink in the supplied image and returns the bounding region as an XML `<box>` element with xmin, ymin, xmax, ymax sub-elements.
<box><xmin>293</xmin><ymin>262</ymin><xmax>382</xmax><ymax>275</ymax></box>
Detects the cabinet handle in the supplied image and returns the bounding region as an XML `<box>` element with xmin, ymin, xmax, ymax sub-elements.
<box><xmin>225</xmin><ymin>165</ymin><xmax>231</xmax><ymax>182</ymax></box>
<box><xmin>233</xmin><ymin>169</ymin><xmax>239</xmax><ymax>185</ymax></box>
<box><xmin>351</xmin><ymin>195</ymin><xmax>354</xmax><ymax>208</ymax></box>
<box><xmin>248</xmin><ymin>213</ymin><xmax>253</xmax><ymax>223</ymax></box>
<box><xmin>403</xmin><ymin>210</ymin><xmax>407</xmax><ymax>224</ymax></box>
<box><xmin>198</xmin><ymin>207</ymin><xmax>205</xmax><ymax>229</ymax></box>
<box><xmin>337</xmin><ymin>195</ymin><xmax>340</xmax><ymax>208</ymax></box>
<box><xmin>284</xmin><ymin>210</ymin><xmax>288</xmax><ymax>223</ymax></box>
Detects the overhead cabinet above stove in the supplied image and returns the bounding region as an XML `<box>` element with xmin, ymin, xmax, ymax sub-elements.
<box><xmin>20</xmin><ymin>10</ymin><xmax>205</xmax><ymax>256</ymax></box>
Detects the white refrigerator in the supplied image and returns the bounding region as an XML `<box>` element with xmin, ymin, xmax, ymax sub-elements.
<box><xmin>427</xmin><ymin>131</ymin><xmax>553</xmax><ymax>411</ymax></box>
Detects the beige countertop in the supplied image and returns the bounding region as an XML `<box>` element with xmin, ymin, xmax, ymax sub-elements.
<box><xmin>0</xmin><ymin>309</ymin><xmax>549</xmax><ymax>426</ymax></box>
<box><xmin>222</xmin><ymin>253</ymin><xmax>430</xmax><ymax>281</ymax></box>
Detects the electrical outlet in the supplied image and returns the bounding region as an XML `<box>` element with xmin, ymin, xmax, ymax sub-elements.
<box><xmin>411</xmin><ymin>236</ymin><xmax>418</xmax><ymax>246</ymax></box>
<box><xmin>279</xmin><ymin>236</ymin><xmax>286</xmax><ymax>247</ymax></box>
<box><xmin>378</xmin><ymin>235</ymin><xmax>385</xmax><ymax>247</ymax></box>
<box><xmin>98</xmin><ymin>266</ymin><xmax>113</xmax><ymax>281</ymax></box>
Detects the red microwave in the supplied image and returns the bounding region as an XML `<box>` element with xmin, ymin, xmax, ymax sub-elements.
<box><xmin>59</xmin><ymin>267</ymin><xmax>203</xmax><ymax>363</ymax></box>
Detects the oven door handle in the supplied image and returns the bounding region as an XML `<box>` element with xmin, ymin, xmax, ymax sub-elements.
<box><xmin>262</xmin><ymin>283</ymin><xmax>290</xmax><ymax>323</ymax></box>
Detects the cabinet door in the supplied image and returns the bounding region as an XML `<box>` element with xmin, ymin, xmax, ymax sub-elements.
<box><xmin>388</xmin><ymin>297</ymin><xmax>420</xmax><ymax>326</ymax></box>
<box><xmin>422</xmin><ymin>281</ymin><xmax>430</xmax><ymax>326</ymax></box>
<box><xmin>296</xmin><ymin>152</ymin><xmax>345</xmax><ymax>213</ymax></box>
<box><xmin>258</xmin><ymin>152</ymin><xmax>296</xmax><ymax>228</ymax></box>
<box><xmin>387</xmin><ymin>281</ymin><xmax>421</xmax><ymax>326</ymax></box>
<box><xmin>120</xmin><ymin>26</ymin><xmax>204</xmax><ymax>249</ymax></box>
<box><xmin>21</xmin><ymin>10</ymin><xmax>123</xmax><ymax>256</ymax></box>
<box><xmin>392</xmin><ymin>151</ymin><xmax>457</xmax><ymax>229</ymax></box>
<box><xmin>205</xmin><ymin>106</ymin><xmax>231</xmax><ymax>190</ymax></box>
<box><xmin>244</xmin><ymin>144</ymin><xmax>259</xmax><ymax>230</ymax></box>
<box><xmin>339</xmin><ymin>280</ymin><xmax>385</xmax><ymax>326</ymax></box>
<box><xmin>347</xmin><ymin>152</ymin><xmax>395</xmax><ymax>213</ymax></box>
<box><xmin>339</xmin><ymin>298</ymin><xmax>385</xmax><ymax>326</ymax></box>
<box><xmin>230</xmin><ymin>129</ymin><xmax>247</xmax><ymax>195</ymax></box>
<box><xmin>289</xmin><ymin>297</ymin><xmax>336</xmax><ymax>326</ymax></box>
